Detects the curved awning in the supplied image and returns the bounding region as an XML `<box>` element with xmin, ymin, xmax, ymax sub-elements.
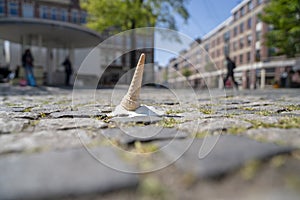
<box><xmin>0</xmin><ymin>17</ymin><xmax>102</xmax><ymax>48</ymax></box>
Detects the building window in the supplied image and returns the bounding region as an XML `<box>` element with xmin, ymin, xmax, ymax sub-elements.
<box><xmin>256</xmin><ymin>31</ymin><xmax>261</xmax><ymax>41</ymax></box>
<box><xmin>61</xmin><ymin>9</ymin><xmax>67</xmax><ymax>21</ymax></box>
<box><xmin>80</xmin><ymin>11</ymin><xmax>87</xmax><ymax>24</ymax></box>
<box><xmin>257</xmin><ymin>0</ymin><xmax>263</xmax><ymax>5</ymax></box>
<box><xmin>217</xmin><ymin>37</ymin><xmax>220</xmax><ymax>45</ymax></box>
<box><xmin>240</xmin><ymin>6</ymin><xmax>245</xmax><ymax>16</ymax></box>
<box><xmin>247</xmin><ymin>52</ymin><xmax>251</xmax><ymax>63</ymax></box>
<box><xmin>0</xmin><ymin>0</ymin><xmax>5</xmax><ymax>15</ymax></box>
<box><xmin>240</xmin><ymin>54</ymin><xmax>243</xmax><ymax>64</ymax></box>
<box><xmin>217</xmin><ymin>49</ymin><xmax>220</xmax><ymax>57</ymax></box>
<box><xmin>268</xmin><ymin>47</ymin><xmax>276</xmax><ymax>57</ymax></box>
<box><xmin>23</xmin><ymin>3</ymin><xmax>34</xmax><ymax>18</ymax></box>
<box><xmin>211</xmin><ymin>40</ymin><xmax>215</xmax><ymax>48</ymax></box>
<box><xmin>240</xmin><ymin>22</ymin><xmax>244</xmax><ymax>33</ymax></box>
<box><xmin>256</xmin><ymin>49</ymin><xmax>260</xmax><ymax>61</ymax></box>
<box><xmin>247</xmin><ymin>34</ymin><xmax>252</xmax><ymax>46</ymax></box>
<box><xmin>224</xmin><ymin>44</ymin><xmax>230</xmax><ymax>56</ymax></box>
<box><xmin>234</xmin><ymin>12</ymin><xmax>238</xmax><ymax>20</ymax></box>
<box><xmin>248</xmin><ymin>1</ymin><xmax>253</xmax><ymax>11</ymax></box>
<box><xmin>223</xmin><ymin>31</ymin><xmax>230</xmax><ymax>42</ymax></box>
<box><xmin>8</xmin><ymin>1</ymin><xmax>19</xmax><ymax>17</ymax></box>
<box><xmin>256</xmin><ymin>14</ymin><xmax>261</xmax><ymax>24</ymax></box>
<box><xmin>239</xmin><ymin>38</ymin><xmax>244</xmax><ymax>49</ymax></box>
<box><xmin>247</xmin><ymin>18</ymin><xmax>252</xmax><ymax>29</ymax></box>
<box><xmin>72</xmin><ymin>10</ymin><xmax>78</xmax><ymax>23</ymax></box>
<box><xmin>233</xmin><ymin>26</ymin><xmax>238</xmax><ymax>36</ymax></box>
<box><xmin>211</xmin><ymin>51</ymin><xmax>215</xmax><ymax>58</ymax></box>
<box><xmin>204</xmin><ymin>44</ymin><xmax>209</xmax><ymax>52</ymax></box>
<box><xmin>51</xmin><ymin>7</ymin><xmax>57</xmax><ymax>20</ymax></box>
<box><xmin>40</xmin><ymin>6</ymin><xmax>48</xmax><ymax>19</ymax></box>
<box><xmin>233</xmin><ymin>41</ymin><xmax>237</xmax><ymax>51</ymax></box>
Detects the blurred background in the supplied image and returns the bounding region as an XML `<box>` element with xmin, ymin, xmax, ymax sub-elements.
<box><xmin>0</xmin><ymin>0</ymin><xmax>299</xmax><ymax>89</ymax></box>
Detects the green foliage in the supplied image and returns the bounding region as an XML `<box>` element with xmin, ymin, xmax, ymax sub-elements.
<box><xmin>240</xmin><ymin>160</ymin><xmax>262</xmax><ymax>181</ymax></box>
<box><xmin>246</xmin><ymin>116</ymin><xmax>300</xmax><ymax>129</ymax></box>
<box><xmin>165</xmin><ymin>109</ymin><xmax>184</xmax><ymax>115</ymax></box>
<box><xmin>194</xmin><ymin>131</ymin><xmax>209</xmax><ymax>138</ymax></box>
<box><xmin>139</xmin><ymin>177</ymin><xmax>168</xmax><ymax>199</ymax></box>
<box><xmin>254</xmin><ymin>110</ymin><xmax>273</xmax><ymax>116</ymax></box>
<box><xmin>285</xmin><ymin>104</ymin><xmax>300</xmax><ymax>111</ymax></box>
<box><xmin>182</xmin><ymin>68</ymin><xmax>192</xmax><ymax>77</ymax></box>
<box><xmin>227</xmin><ymin>126</ymin><xmax>247</xmax><ymax>135</ymax></box>
<box><xmin>81</xmin><ymin>0</ymin><xmax>190</xmax><ymax>32</ymax></box>
<box><xmin>22</xmin><ymin>107</ymin><xmax>32</xmax><ymax>112</ymax></box>
<box><xmin>133</xmin><ymin>141</ymin><xmax>159</xmax><ymax>153</ymax></box>
<box><xmin>260</xmin><ymin>0</ymin><xmax>300</xmax><ymax>57</ymax></box>
<box><xmin>199</xmin><ymin>107</ymin><xmax>215</xmax><ymax>114</ymax></box>
<box><xmin>160</xmin><ymin>117</ymin><xmax>180</xmax><ymax>128</ymax></box>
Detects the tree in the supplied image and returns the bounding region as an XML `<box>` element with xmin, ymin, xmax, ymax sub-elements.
<box><xmin>82</xmin><ymin>0</ymin><xmax>189</xmax><ymax>32</ymax></box>
<box><xmin>182</xmin><ymin>67</ymin><xmax>192</xmax><ymax>78</ymax></box>
<box><xmin>260</xmin><ymin>0</ymin><xmax>300</xmax><ymax>57</ymax></box>
<box><xmin>81</xmin><ymin>0</ymin><xmax>190</xmax><ymax>70</ymax></box>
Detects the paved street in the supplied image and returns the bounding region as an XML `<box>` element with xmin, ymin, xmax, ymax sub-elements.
<box><xmin>0</xmin><ymin>84</ymin><xmax>300</xmax><ymax>200</ymax></box>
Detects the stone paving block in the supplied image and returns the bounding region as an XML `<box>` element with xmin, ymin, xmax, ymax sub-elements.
<box><xmin>162</xmin><ymin>135</ymin><xmax>293</xmax><ymax>179</ymax></box>
<box><xmin>0</xmin><ymin>118</ymin><xmax>29</xmax><ymax>134</ymax></box>
<box><xmin>179</xmin><ymin>118</ymin><xmax>253</xmax><ymax>134</ymax></box>
<box><xmin>111</xmin><ymin>116</ymin><xmax>162</xmax><ymax>124</ymax></box>
<box><xmin>31</xmin><ymin>105</ymin><xmax>64</xmax><ymax>114</ymax></box>
<box><xmin>245</xmin><ymin>128</ymin><xmax>300</xmax><ymax>147</ymax></box>
<box><xmin>0</xmin><ymin>110</ymin><xmax>40</xmax><ymax>120</ymax></box>
<box><xmin>0</xmin><ymin>147</ymin><xmax>138</xmax><ymax>200</ymax></box>
<box><xmin>233</xmin><ymin>114</ymin><xmax>279</xmax><ymax>124</ymax></box>
<box><xmin>101</xmin><ymin>126</ymin><xmax>187</xmax><ymax>144</ymax></box>
<box><xmin>0</xmin><ymin>130</ymin><xmax>92</xmax><ymax>154</ymax></box>
<box><xmin>36</xmin><ymin>118</ymin><xmax>108</xmax><ymax>131</ymax></box>
<box><xmin>49</xmin><ymin>110</ymin><xmax>104</xmax><ymax>118</ymax></box>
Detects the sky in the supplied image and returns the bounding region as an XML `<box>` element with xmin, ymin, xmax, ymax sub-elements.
<box><xmin>155</xmin><ymin>0</ymin><xmax>242</xmax><ymax>66</ymax></box>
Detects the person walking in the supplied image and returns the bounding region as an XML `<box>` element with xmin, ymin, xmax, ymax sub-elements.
<box><xmin>22</xmin><ymin>49</ymin><xmax>36</xmax><ymax>86</ymax></box>
<box><xmin>62</xmin><ymin>56</ymin><xmax>73</xmax><ymax>86</ymax></box>
<box><xmin>223</xmin><ymin>56</ymin><xmax>238</xmax><ymax>89</ymax></box>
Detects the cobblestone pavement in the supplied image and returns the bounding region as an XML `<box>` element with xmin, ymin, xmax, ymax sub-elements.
<box><xmin>0</xmin><ymin>84</ymin><xmax>300</xmax><ymax>200</ymax></box>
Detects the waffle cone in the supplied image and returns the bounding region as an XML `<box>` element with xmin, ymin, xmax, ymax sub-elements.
<box><xmin>120</xmin><ymin>53</ymin><xmax>145</xmax><ymax>111</ymax></box>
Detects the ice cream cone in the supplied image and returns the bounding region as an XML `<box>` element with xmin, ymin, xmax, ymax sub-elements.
<box><xmin>120</xmin><ymin>53</ymin><xmax>145</xmax><ymax>111</ymax></box>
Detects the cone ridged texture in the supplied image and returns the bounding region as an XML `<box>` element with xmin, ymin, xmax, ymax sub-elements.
<box><xmin>121</xmin><ymin>53</ymin><xmax>145</xmax><ymax>111</ymax></box>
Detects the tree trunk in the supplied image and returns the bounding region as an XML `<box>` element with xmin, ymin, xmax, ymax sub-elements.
<box><xmin>130</xmin><ymin>20</ymin><xmax>136</xmax><ymax>70</ymax></box>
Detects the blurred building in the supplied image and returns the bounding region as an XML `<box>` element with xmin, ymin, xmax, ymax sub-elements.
<box><xmin>0</xmin><ymin>0</ymin><xmax>154</xmax><ymax>86</ymax></box>
<box><xmin>167</xmin><ymin>0</ymin><xmax>299</xmax><ymax>89</ymax></box>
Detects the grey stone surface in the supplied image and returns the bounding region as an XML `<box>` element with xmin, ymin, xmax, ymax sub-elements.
<box><xmin>0</xmin><ymin>130</ymin><xmax>92</xmax><ymax>154</ymax></box>
<box><xmin>162</xmin><ymin>135</ymin><xmax>293</xmax><ymax>179</ymax></box>
<box><xmin>101</xmin><ymin>126</ymin><xmax>187</xmax><ymax>144</ymax></box>
<box><xmin>0</xmin><ymin>118</ymin><xmax>29</xmax><ymax>134</ymax></box>
<box><xmin>36</xmin><ymin>118</ymin><xmax>108</xmax><ymax>131</ymax></box>
<box><xmin>178</xmin><ymin>118</ymin><xmax>253</xmax><ymax>134</ymax></box>
<box><xmin>233</xmin><ymin>114</ymin><xmax>279</xmax><ymax>124</ymax></box>
<box><xmin>0</xmin><ymin>110</ymin><xmax>40</xmax><ymax>120</ymax></box>
<box><xmin>111</xmin><ymin>116</ymin><xmax>162</xmax><ymax>124</ymax></box>
<box><xmin>31</xmin><ymin>105</ymin><xmax>63</xmax><ymax>114</ymax></box>
<box><xmin>1</xmin><ymin>86</ymin><xmax>299</xmax><ymax>199</ymax></box>
<box><xmin>0</xmin><ymin>147</ymin><xmax>138</xmax><ymax>200</ymax></box>
<box><xmin>245</xmin><ymin>128</ymin><xmax>300</xmax><ymax>147</ymax></box>
<box><xmin>49</xmin><ymin>110</ymin><xmax>104</xmax><ymax>118</ymax></box>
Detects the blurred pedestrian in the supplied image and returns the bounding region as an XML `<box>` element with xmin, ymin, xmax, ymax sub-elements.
<box><xmin>15</xmin><ymin>65</ymin><xmax>20</xmax><ymax>79</ymax></box>
<box><xmin>223</xmin><ymin>56</ymin><xmax>238</xmax><ymax>89</ymax></box>
<box><xmin>22</xmin><ymin>49</ymin><xmax>36</xmax><ymax>86</ymax></box>
<box><xmin>280</xmin><ymin>68</ymin><xmax>288</xmax><ymax>88</ymax></box>
<box><xmin>62</xmin><ymin>56</ymin><xmax>73</xmax><ymax>86</ymax></box>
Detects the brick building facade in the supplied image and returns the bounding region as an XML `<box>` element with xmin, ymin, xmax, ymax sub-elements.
<box><xmin>167</xmin><ymin>0</ymin><xmax>298</xmax><ymax>89</ymax></box>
